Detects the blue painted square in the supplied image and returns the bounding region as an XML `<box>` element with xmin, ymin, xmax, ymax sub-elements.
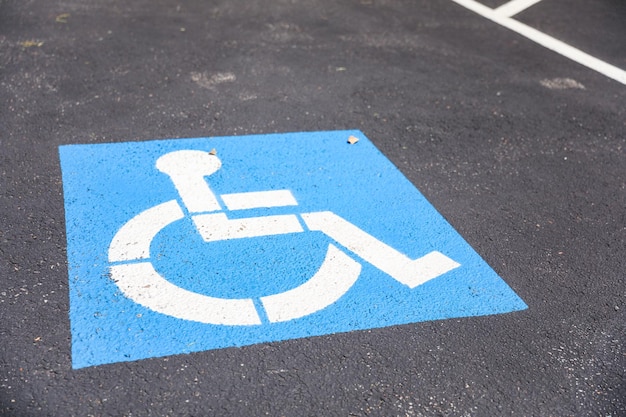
<box><xmin>59</xmin><ymin>130</ymin><xmax>526</xmax><ymax>369</ymax></box>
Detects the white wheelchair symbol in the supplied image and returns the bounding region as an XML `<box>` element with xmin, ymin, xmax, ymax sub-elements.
<box><xmin>108</xmin><ymin>150</ymin><xmax>460</xmax><ymax>325</ymax></box>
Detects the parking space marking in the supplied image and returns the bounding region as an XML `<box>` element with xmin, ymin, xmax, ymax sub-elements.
<box><xmin>59</xmin><ymin>131</ymin><xmax>527</xmax><ymax>368</ymax></box>
<box><xmin>494</xmin><ymin>0</ymin><xmax>544</xmax><ymax>17</ymax></box>
<box><xmin>451</xmin><ymin>0</ymin><xmax>626</xmax><ymax>85</ymax></box>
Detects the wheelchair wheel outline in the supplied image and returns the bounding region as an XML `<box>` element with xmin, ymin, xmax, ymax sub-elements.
<box><xmin>108</xmin><ymin>199</ymin><xmax>362</xmax><ymax>325</ymax></box>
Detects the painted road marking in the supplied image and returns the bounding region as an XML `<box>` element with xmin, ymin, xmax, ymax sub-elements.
<box><xmin>156</xmin><ymin>150</ymin><xmax>222</xmax><ymax>213</ymax></box>
<box><xmin>451</xmin><ymin>0</ymin><xmax>626</xmax><ymax>85</ymax></box>
<box><xmin>494</xmin><ymin>0</ymin><xmax>544</xmax><ymax>18</ymax></box>
<box><xmin>110</xmin><ymin>261</ymin><xmax>262</xmax><ymax>326</ymax></box>
<box><xmin>59</xmin><ymin>130</ymin><xmax>527</xmax><ymax>368</ymax></box>
<box><xmin>109</xmin><ymin>200</ymin><xmax>184</xmax><ymax>263</ymax></box>
<box><xmin>260</xmin><ymin>244</ymin><xmax>362</xmax><ymax>323</ymax></box>
<box><xmin>110</xmin><ymin>149</ymin><xmax>460</xmax><ymax>324</ymax></box>
<box><xmin>221</xmin><ymin>190</ymin><xmax>298</xmax><ymax>211</ymax></box>
<box><xmin>301</xmin><ymin>211</ymin><xmax>461</xmax><ymax>289</ymax></box>
<box><xmin>193</xmin><ymin>212</ymin><xmax>304</xmax><ymax>241</ymax></box>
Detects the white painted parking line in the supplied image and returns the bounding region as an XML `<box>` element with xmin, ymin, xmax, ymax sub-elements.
<box><xmin>451</xmin><ymin>0</ymin><xmax>626</xmax><ymax>85</ymax></box>
<box><xmin>494</xmin><ymin>0</ymin><xmax>544</xmax><ymax>18</ymax></box>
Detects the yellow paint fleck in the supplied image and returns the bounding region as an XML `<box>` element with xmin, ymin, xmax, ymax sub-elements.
<box><xmin>56</xmin><ymin>13</ymin><xmax>70</xmax><ymax>23</ymax></box>
<box><xmin>20</xmin><ymin>40</ymin><xmax>44</xmax><ymax>48</ymax></box>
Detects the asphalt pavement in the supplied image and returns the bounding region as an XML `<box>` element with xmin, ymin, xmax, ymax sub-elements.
<box><xmin>1</xmin><ymin>0</ymin><xmax>625</xmax><ymax>415</ymax></box>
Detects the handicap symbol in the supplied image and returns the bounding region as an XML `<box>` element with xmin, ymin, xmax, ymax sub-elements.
<box><xmin>108</xmin><ymin>150</ymin><xmax>461</xmax><ymax>326</ymax></box>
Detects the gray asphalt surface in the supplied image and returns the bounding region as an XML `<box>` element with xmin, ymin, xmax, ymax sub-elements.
<box><xmin>1</xmin><ymin>0</ymin><xmax>625</xmax><ymax>415</ymax></box>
